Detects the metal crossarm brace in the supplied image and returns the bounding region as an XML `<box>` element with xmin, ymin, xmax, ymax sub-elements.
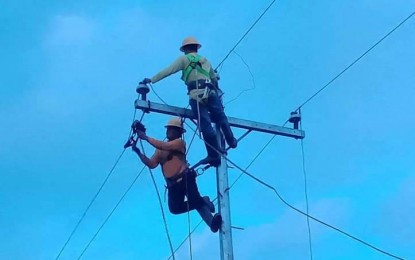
<box><xmin>135</xmin><ymin>100</ymin><xmax>305</xmax><ymax>139</ymax></box>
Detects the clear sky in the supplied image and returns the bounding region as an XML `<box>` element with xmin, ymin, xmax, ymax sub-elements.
<box><xmin>1</xmin><ymin>1</ymin><xmax>415</xmax><ymax>259</ymax></box>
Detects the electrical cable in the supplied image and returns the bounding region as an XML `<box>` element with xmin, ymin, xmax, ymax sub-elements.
<box><xmin>295</xmin><ymin>11</ymin><xmax>415</xmax><ymax>111</ymax></box>
<box><xmin>77</xmin><ymin>165</ymin><xmax>146</xmax><ymax>259</ymax></box>
<box><xmin>215</xmin><ymin>0</ymin><xmax>278</xmax><ymax>70</ymax></box>
<box><xmin>64</xmin><ymin>108</ymin><xmax>144</xmax><ymax>259</ymax></box>
<box><xmin>55</xmin><ymin>149</ymin><xmax>127</xmax><ymax>260</ymax></box>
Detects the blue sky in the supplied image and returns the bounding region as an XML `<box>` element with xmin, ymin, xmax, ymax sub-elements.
<box><xmin>1</xmin><ymin>1</ymin><xmax>415</xmax><ymax>259</ymax></box>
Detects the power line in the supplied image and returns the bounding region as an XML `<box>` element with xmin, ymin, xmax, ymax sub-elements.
<box><xmin>55</xmin><ymin>149</ymin><xmax>127</xmax><ymax>259</ymax></box>
<box><xmin>295</xmin><ymin>10</ymin><xmax>415</xmax><ymax>111</ymax></box>
<box><xmin>77</xmin><ymin>165</ymin><xmax>146</xmax><ymax>259</ymax></box>
<box><xmin>215</xmin><ymin>0</ymin><xmax>278</xmax><ymax>70</ymax></box>
<box><xmin>56</xmin><ymin>109</ymin><xmax>144</xmax><ymax>259</ymax></box>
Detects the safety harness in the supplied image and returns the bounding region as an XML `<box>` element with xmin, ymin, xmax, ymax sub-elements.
<box><xmin>181</xmin><ymin>54</ymin><xmax>211</xmax><ymax>82</ymax></box>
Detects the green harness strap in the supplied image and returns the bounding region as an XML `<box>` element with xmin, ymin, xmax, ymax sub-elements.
<box><xmin>181</xmin><ymin>54</ymin><xmax>211</xmax><ymax>82</ymax></box>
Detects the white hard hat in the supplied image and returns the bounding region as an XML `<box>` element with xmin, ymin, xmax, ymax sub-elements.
<box><xmin>179</xmin><ymin>36</ymin><xmax>202</xmax><ymax>52</ymax></box>
<box><xmin>165</xmin><ymin>117</ymin><xmax>186</xmax><ymax>132</ymax></box>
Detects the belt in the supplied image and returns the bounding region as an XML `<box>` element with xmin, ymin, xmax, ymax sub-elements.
<box><xmin>187</xmin><ymin>79</ymin><xmax>214</xmax><ymax>92</ymax></box>
<box><xmin>165</xmin><ymin>168</ymin><xmax>196</xmax><ymax>188</ymax></box>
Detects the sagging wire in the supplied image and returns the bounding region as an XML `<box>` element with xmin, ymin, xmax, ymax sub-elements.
<box><xmin>224</xmin><ymin>50</ymin><xmax>257</xmax><ymax>106</ymax></box>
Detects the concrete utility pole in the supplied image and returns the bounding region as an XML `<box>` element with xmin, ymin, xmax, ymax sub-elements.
<box><xmin>134</xmin><ymin>94</ymin><xmax>305</xmax><ymax>260</ymax></box>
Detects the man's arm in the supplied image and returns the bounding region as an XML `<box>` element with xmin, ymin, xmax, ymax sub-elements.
<box><xmin>132</xmin><ymin>142</ymin><xmax>159</xmax><ymax>169</ymax></box>
<box><xmin>139</xmin><ymin>131</ymin><xmax>185</xmax><ymax>152</ymax></box>
<box><xmin>151</xmin><ymin>56</ymin><xmax>187</xmax><ymax>83</ymax></box>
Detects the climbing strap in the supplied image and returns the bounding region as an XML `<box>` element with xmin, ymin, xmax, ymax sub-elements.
<box><xmin>181</xmin><ymin>54</ymin><xmax>211</xmax><ymax>82</ymax></box>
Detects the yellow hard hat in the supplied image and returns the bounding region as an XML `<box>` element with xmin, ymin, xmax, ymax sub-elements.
<box><xmin>165</xmin><ymin>117</ymin><xmax>186</xmax><ymax>132</ymax></box>
<box><xmin>179</xmin><ymin>36</ymin><xmax>202</xmax><ymax>52</ymax></box>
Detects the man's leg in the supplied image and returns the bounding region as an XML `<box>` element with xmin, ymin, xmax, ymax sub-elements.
<box><xmin>168</xmin><ymin>176</ymin><xmax>212</xmax><ymax>214</ymax></box>
<box><xmin>167</xmin><ymin>182</ymin><xmax>188</xmax><ymax>215</ymax></box>
<box><xmin>207</xmin><ymin>93</ymin><xmax>237</xmax><ymax>148</ymax></box>
<box><xmin>184</xmin><ymin>171</ymin><xmax>220</xmax><ymax>230</ymax></box>
<box><xmin>189</xmin><ymin>98</ymin><xmax>221</xmax><ymax>166</ymax></box>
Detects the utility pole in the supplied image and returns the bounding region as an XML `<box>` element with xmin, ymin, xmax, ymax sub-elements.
<box><xmin>215</xmin><ymin>125</ymin><xmax>233</xmax><ymax>260</ymax></box>
<box><xmin>134</xmin><ymin>88</ymin><xmax>305</xmax><ymax>260</ymax></box>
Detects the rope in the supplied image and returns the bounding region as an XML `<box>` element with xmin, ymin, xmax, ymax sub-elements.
<box><xmin>140</xmin><ymin>140</ymin><xmax>176</xmax><ymax>260</ymax></box>
<box><xmin>185</xmin><ymin>174</ymin><xmax>193</xmax><ymax>260</ymax></box>
<box><xmin>185</xmin><ymin>123</ymin><xmax>198</xmax><ymax>156</ymax></box>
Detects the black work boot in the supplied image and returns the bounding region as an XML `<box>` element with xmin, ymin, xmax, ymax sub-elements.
<box><xmin>210</xmin><ymin>213</ymin><xmax>223</xmax><ymax>233</ymax></box>
<box><xmin>203</xmin><ymin>196</ymin><xmax>215</xmax><ymax>213</ymax></box>
<box><xmin>221</xmin><ymin>123</ymin><xmax>237</xmax><ymax>149</ymax></box>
